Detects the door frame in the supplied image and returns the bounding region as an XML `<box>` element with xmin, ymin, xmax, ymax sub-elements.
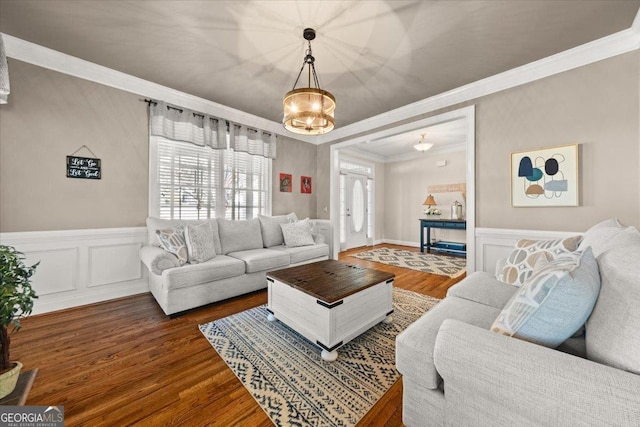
<box><xmin>329</xmin><ymin>105</ymin><xmax>476</xmax><ymax>272</ymax></box>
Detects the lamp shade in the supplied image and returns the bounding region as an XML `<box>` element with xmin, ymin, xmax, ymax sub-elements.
<box><xmin>423</xmin><ymin>194</ymin><xmax>437</xmax><ymax>206</ymax></box>
<box><xmin>283</xmin><ymin>88</ymin><xmax>335</xmax><ymax>135</ymax></box>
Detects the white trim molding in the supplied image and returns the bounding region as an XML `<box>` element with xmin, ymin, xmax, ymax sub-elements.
<box><xmin>0</xmin><ymin>227</ymin><xmax>149</xmax><ymax>315</ymax></box>
<box><xmin>475</xmin><ymin>227</ymin><xmax>583</xmax><ymax>276</ymax></box>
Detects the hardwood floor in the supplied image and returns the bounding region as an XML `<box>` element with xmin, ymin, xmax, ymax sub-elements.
<box><xmin>13</xmin><ymin>244</ymin><xmax>464</xmax><ymax>426</ymax></box>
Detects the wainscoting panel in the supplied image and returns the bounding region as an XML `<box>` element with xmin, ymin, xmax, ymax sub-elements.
<box><xmin>0</xmin><ymin>227</ymin><xmax>149</xmax><ymax>315</ymax></box>
<box><xmin>475</xmin><ymin>228</ymin><xmax>582</xmax><ymax>276</ymax></box>
<box><xmin>23</xmin><ymin>248</ymin><xmax>78</xmax><ymax>296</ymax></box>
<box><xmin>88</xmin><ymin>243</ymin><xmax>143</xmax><ymax>287</ymax></box>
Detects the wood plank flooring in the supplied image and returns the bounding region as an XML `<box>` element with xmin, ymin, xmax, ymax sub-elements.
<box><xmin>11</xmin><ymin>244</ymin><xmax>464</xmax><ymax>426</ymax></box>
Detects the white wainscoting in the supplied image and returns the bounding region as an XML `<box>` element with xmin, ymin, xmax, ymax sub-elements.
<box><xmin>0</xmin><ymin>227</ymin><xmax>149</xmax><ymax>315</ymax></box>
<box><xmin>475</xmin><ymin>227</ymin><xmax>583</xmax><ymax>276</ymax></box>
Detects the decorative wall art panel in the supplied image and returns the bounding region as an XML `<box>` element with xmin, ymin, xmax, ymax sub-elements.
<box><xmin>511</xmin><ymin>144</ymin><xmax>579</xmax><ymax>207</ymax></box>
<box><xmin>301</xmin><ymin>176</ymin><xmax>312</xmax><ymax>194</ymax></box>
<box><xmin>279</xmin><ymin>173</ymin><xmax>292</xmax><ymax>192</ymax></box>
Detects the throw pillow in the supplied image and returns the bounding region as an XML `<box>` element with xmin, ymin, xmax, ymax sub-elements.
<box><xmin>258</xmin><ymin>212</ymin><xmax>298</xmax><ymax>247</ymax></box>
<box><xmin>184</xmin><ymin>222</ymin><xmax>216</xmax><ymax>264</ymax></box>
<box><xmin>156</xmin><ymin>226</ymin><xmax>189</xmax><ymax>265</ymax></box>
<box><xmin>498</xmin><ymin>235</ymin><xmax>583</xmax><ymax>287</ymax></box>
<box><xmin>281</xmin><ymin>219</ymin><xmax>315</xmax><ymax>248</ymax></box>
<box><xmin>491</xmin><ymin>247</ymin><xmax>601</xmax><ymax>348</ymax></box>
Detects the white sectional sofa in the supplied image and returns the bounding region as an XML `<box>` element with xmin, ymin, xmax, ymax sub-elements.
<box><xmin>396</xmin><ymin>219</ymin><xmax>640</xmax><ymax>426</ymax></box>
<box><xmin>139</xmin><ymin>214</ymin><xmax>331</xmax><ymax>316</ymax></box>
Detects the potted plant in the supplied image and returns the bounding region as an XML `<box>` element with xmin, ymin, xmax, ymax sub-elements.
<box><xmin>0</xmin><ymin>245</ymin><xmax>38</xmax><ymax>399</ymax></box>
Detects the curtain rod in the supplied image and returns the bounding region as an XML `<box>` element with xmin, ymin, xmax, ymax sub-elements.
<box><xmin>142</xmin><ymin>98</ymin><xmax>275</xmax><ymax>138</ymax></box>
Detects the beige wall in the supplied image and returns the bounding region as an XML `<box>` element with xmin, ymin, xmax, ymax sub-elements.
<box><xmin>384</xmin><ymin>150</ymin><xmax>466</xmax><ymax>243</ymax></box>
<box><xmin>0</xmin><ymin>59</ymin><xmax>149</xmax><ymax>232</ymax></box>
<box><xmin>316</xmin><ymin>50</ymin><xmax>640</xmax><ymax>233</ymax></box>
<box><xmin>272</xmin><ymin>136</ymin><xmax>317</xmax><ymax>219</ymax></box>
<box><xmin>0</xmin><ymin>60</ymin><xmax>320</xmax><ymax>232</ymax></box>
<box><xmin>476</xmin><ymin>51</ymin><xmax>639</xmax><ymax>231</ymax></box>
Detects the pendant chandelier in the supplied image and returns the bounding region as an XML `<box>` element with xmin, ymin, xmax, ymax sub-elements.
<box><xmin>414</xmin><ymin>133</ymin><xmax>433</xmax><ymax>152</ymax></box>
<box><xmin>283</xmin><ymin>28</ymin><xmax>335</xmax><ymax>135</ymax></box>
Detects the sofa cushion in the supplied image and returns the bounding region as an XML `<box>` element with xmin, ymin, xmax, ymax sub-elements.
<box><xmin>156</xmin><ymin>226</ymin><xmax>188</xmax><ymax>265</ymax></box>
<box><xmin>491</xmin><ymin>248</ymin><xmax>600</xmax><ymax>348</ymax></box>
<box><xmin>446</xmin><ymin>272</ymin><xmax>518</xmax><ymax>309</ymax></box>
<box><xmin>396</xmin><ymin>296</ymin><xmax>500</xmax><ymax>390</ymax></box>
<box><xmin>258</xmin><ymin>213</ymin><xmax>297</xmax><ymax>247</ymax></box>
<box><xmin>147</xmin><ymin>217</ymin><xmax>222</xmax><ymax>255</ymax></box>
<box><xmin>281</xmin><ymin>219</ymin><xmax>315</xmax><ymax>247</ymax></box>
<box><xmin>270</xmin><ymin>243</ymin><xmax>329</xmax><ymax>264</ymax></box>
<box><xmin>578</xmin><ymin>218</ymin><xmax>625</xmax><ymax>257</ymax></box>
<box><xmin>217</xmin><ymin>218</ymin><xmax>263</xmax><ymax>254</ymax></box>
<box><xmin>498</xmin><ymin>235</ymin><xmax>582</xmax><ymax>286</ymax></box>
<box><xmin>586</xmin><ymin>226</ymin><xmax>640</xmax><ymax>374</ymax></box>
<box><xmin>185</xmin><ymin>222</ymin><xmax>216</xmax><ymax>264</ymax></box>
<box><xmin>228</xmin><ymin>248</ymin><xmax>290</xmax><ymax>273</ymax></box>
<box><xmin>161</xmin><ymin>255</ymin><xmax>245</xmax><ymax>290</ymax></box>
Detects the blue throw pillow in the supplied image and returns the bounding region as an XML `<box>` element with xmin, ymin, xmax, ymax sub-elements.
<box><xmin>491</xmin><ymin>247</ymin><xmax>600</xmax><ymax>348</ymax></box>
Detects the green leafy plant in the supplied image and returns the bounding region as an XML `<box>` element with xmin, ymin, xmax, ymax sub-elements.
<box><xmin>0</xmin><ymin>245</ymin><xmax>38</xmax><ymax>372</ymax></box>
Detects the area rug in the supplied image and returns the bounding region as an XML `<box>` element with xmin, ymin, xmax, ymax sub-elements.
<box><xmin>352</xmin><ymin>247</ymin><xmax>466</xmax><ymax>278</ymax></box>
<box><xmin>199</xmin><ymin>288</ymin><xmax>439</xmax><ymax>427</ymax></box>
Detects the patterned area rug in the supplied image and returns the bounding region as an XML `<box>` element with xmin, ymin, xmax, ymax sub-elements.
<box><xmin>352</xmin><ymin>247</ymin><xmax>466</xmax><ymax>278</ymax></box>
<box><xmin>199</xmin><ymin>288</ymin><xmax>439</xmax><ymax>427</ymax></box>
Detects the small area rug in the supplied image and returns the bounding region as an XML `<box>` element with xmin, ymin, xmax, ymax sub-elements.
<box><xmin>352</xmin><ymin>247</ymin><xmax>466</xmax><ymax>278</ymax></box>
<box><xmin>199</xmin><ymin>288</ymin><xmax>439</xmax><ymax>427</ymax></box>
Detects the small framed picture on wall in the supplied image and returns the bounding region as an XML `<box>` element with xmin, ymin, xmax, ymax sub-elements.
<box><xmin>301</xmin><ymin>176</ymin><xmax>312</xmax><ymax>194</ymax></box>
<box><xmin>279</xmin><ymin>173</ymin><xmax>292</xmax><ymax>192</ymax></box>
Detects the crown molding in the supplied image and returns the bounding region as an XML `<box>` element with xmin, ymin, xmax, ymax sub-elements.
<box><xmin>1</xmin><ymin>33</ymin><xmax>316</xmax><ymax>144</ymax></box>
<box><xmin>316</xmin><ymin>24</ymin><xmax>640</xmax><ymax>145</ymax></box>
<box><xmin>342</xmin><ymin>140</ymin><xmax>466</xmax><ymax>164</ymax></box>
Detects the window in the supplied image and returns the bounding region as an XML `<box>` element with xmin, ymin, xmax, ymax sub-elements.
<box><xmin>150</xmin><ymin>137</ymin><xmax>271</xmax><ymax>220</ymax></box>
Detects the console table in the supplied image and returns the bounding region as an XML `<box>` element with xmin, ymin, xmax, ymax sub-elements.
<box><xmin>419</xmin><ymin>219</ymin><xmax>467</xmax><ymax>256</ymax></box>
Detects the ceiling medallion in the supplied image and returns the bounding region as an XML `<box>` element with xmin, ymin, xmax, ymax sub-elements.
<box><xmin>283</xmin><ymin>28</ymin><xmax>336</xmax><ymax>135</ymax></box>
<box><xmin>414</xmin><ymin>133</ymin><xmax>433</xmax><ymax>152</ymax></box>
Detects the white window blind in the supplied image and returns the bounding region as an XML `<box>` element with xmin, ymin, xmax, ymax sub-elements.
<box><xmin>152</xmin><ymin>137</ymin><xmax>270</xmax><ymax>220</ymax></box>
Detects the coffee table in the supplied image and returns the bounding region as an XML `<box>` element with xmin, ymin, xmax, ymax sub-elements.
<box><xmin>266</xmin><ymin>259</ymin><xmax>395</xmax><ymax>361</ymax></box>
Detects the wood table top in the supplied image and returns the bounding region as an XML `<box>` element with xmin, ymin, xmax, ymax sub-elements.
<box><xmin>267</xmin><ymin>259</ymin><xmax>395</xmax><ymax>303</ymax></box>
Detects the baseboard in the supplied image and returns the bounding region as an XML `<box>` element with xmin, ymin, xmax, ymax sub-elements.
<box><xmin>380</xmin><ymin>239</ymin><xmax>420</xmax><ymax>248</ymax></box>
<box><xmin>0</xmin><ymin>227</ymin><xmax>149</xmax><ymax>315</ymax></box>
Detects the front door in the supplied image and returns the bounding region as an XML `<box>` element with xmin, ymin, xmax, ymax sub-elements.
<box><xmin>344</xmin><ymin>173</ymin><xmax>368</xmax><ymax>250</ymax></box>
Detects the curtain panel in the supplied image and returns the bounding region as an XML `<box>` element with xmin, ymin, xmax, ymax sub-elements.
<box><xmin>149</xmin><ymin>101</ymin><xmax>226</xmax><ymax>149</ymax></box>
<box><xmin>230</xmin><ymin>124</ymin><xmax>277</xmax><ymax>159</ymax></box>
<box><xmin>149</xmin><ymin>101</ymin><xmax>276</xmax><ymax>159</ymax></box>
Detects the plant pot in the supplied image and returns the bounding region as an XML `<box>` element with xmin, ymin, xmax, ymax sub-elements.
<box><xmin>0</xmin><ymin>361</ymin><xmax>22</xmax><ymax>399</ymax></box>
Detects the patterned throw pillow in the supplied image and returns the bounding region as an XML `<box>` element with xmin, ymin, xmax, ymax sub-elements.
<box><xmin>491</xmin><ymin>247</ymin><xmax>601</xmax><ymax>348</ymax></box>
<box><xmin>185</xmin><ymin>222</ymin><xmax>216</xmax><ymax>264</ymax></box>
<box><xmin>156</xmin><ymin>226</ymin><xmax>188</xmax><ymax>265</ymax></box>
<box><xmin>280</xmin><ymin>219</ymin><xmax>315</xmax><ymax>248</ymax></box>
<box><xmin>498</xmin><ymin>236</ymin><xmax>582</xmax><ymax>287</ymax></box>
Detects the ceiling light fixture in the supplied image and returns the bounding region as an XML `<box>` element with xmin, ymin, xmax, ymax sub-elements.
<box><xmin>283</xmin><ymin>28</ymin><xmax>335</xmax><ymax>135</ymax></box>
<box><xmin>414</xmin><ymin>133</ymin><xmax>433</xmax><ymax>152</ymax></box>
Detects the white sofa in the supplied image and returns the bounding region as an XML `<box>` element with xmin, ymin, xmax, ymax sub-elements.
<box><xmin>140</xmin><ymin>215</ymin><xmax>331</xmax><ymax>316</ymax></box>
<box><xmin>396</xmin><ymin>219</ymin><xmax>640</xmax><ymax>426</ymax></box>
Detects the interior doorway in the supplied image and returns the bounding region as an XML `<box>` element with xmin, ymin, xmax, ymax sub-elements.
<box><xmin>329</xmin><ymin>105</ymin><xmax>476</xmax><ymax>272</ymax></box>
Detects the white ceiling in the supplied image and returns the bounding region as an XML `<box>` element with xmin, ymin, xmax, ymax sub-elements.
<box><xmin>342</xmin><ymin>118</ymin><xmax>467</xmax><ymax>163</ymax></box>
<box><xmin>1</xmin><ymin>0</ymin><xmax>639</xmax><ymax>158</ymax></box>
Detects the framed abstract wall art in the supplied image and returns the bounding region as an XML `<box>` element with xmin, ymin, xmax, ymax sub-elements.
<box><xmin>511</xmin><ymin>144</ymin><xmax>579</xmax><ymax>207</ymax></box>
<box><xmin>279</xmin><ymin>173</ymin><xmax>292</xmax><ymax>192</ymax></box>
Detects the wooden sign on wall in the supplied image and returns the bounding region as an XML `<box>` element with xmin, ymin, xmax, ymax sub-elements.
<box><xmin>66</xmin><ymin>156</ymin><xmax>101</xmax><ymax>179</ymax></box>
